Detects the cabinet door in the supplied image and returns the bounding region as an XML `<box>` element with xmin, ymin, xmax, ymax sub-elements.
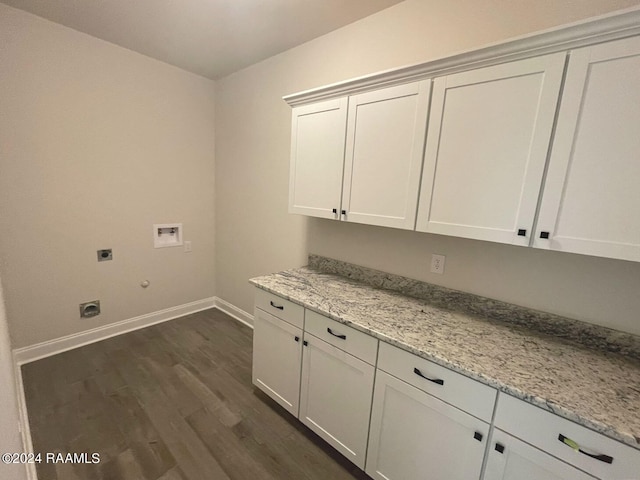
<box><xmin>484</xmin><ymin>429</ymin><xmax>597</xmax><ymax>480</ymax></box>
<box><xmin>535</xmin><ymin>36</ymin><xmax>640</xmax><ymax>262</ymax></box>
<box><xmin>299</xmin><ymin>333</ymin><xmax>375</xmax><ymax>469</ymax></box>
<box><xmin>252</xmin><ymin>308</ymin><xmax>303</xmax><ymax>417</ymax></box>
<box><xmin>289</xmin><ymin>98</ymin><xmax>347</xmax><ymax>219</ymax></box>
<box><xmin>416</xmin><ymin>53</ymin><xmax>565</xmax><ymax>245</ymax></box>
<box><xmin>342</xmin><ymin>80</ymin><xmax>431</xmax><ymax>229</ymax></box>
<box><xmin>366</xmin><ymin>370</ymin><xmax>488</xmax><ymax>480</ymax></box>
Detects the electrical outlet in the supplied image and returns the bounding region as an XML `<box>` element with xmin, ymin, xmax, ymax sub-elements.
<box><xmin>430</xmin><ymin>254</ymin><xmax>446</xmax><ymax>274</ymax></box>
<box><xmin>184</xmin><ymin>240</ymin><xmax>192</xmax><ymax>253</ymax></box>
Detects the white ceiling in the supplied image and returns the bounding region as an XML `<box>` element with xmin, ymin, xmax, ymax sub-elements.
<box><xmin>1</xmin><ymin>0</ymin><xmax>404</xmax><ymax>79</ymax></box>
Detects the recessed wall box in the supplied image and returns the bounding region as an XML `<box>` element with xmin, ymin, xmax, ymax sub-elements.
<box><xmin>153</xmin><ymin>223</ymin><xmax>183</xmax><ymax>248</ymax></box>
<box><xmin>80</xmin><ymin>300</ymin><xmax>100</xmax><ymax>318</ymax></box>
<box><xmin>97</xmin><ymin>249</ymin><xmax>113</xmax><ymax>261</ymax></box>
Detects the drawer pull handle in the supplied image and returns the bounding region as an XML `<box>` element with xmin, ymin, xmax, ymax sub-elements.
<box><xmin>558</xmin><ymin>434</ymin><xmax>613</xmax><ymax>464</ymax></box>
<box><xmin>327</xmin><ymin>328</ymin><xmax>346</xmax><ymax>340</ymax></box>
<box><xmin>303</xmin><ymin>340</ymin><xmax>308</xmax><ymax>346</ymax></box>
<box><xmin>294</xmin><ymin>336</ymin><xmax>299</xmax><ymax>342</ymax></box>
<box><xmin>473</xmin><ymin>431</ymin><xmax>483</xmax><ymax>442</ymax></box>
<box><xmin>269</xmin><ymin>301</ymin><xmax>284</xmax><ymax>310</ymax></box>
<box><xmin>413</xmin><ymin>367</ymin><xmax>444</xmax><ymax>385</ymax></box>
<box><xmin>495</xmin><ymin>443</ymin><xmax>505</xmax><ymax>454</ymax></box>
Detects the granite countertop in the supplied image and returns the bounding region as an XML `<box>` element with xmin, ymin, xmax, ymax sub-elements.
<box><xmin>249</xmin><ymin>257</ymin><xmax>640</xmax><ymax>451</ymax></box>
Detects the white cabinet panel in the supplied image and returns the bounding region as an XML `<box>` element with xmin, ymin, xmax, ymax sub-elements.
<box><xmin>535</xmin><ymin>36</ymin><xmax>640</xmax><ymax>262</ymax></box>
<box><xmin>416</xmin><ymin>53</ymin><xmax>566</xmax><ymax>245</ymax></box>
<box><xmin>377</xmin><ymin>341</ymin><xmax>496</xmax><ymax>422</ymax></box>
<box><xmin>254</xmin><ymin>287</ymin><xmax>304</xmax><ymax>329</ymax></box>
<box><xmin>366</xmin><ymin>370</ymin><xmax>488</xmax><ymax>480</ymax></box>
<box><xmin>485</xmin><ymin>429</ymin><xmax>597</xmax><ymax>480</ymax></box>
<box><xmin>342</xmin><ymin>81</ymin><xmax>431</xmax><ymax>229</ymax></box>
<box><xmin>495</xmin><ymin>393</ymin><xmax>640</xmax><ymax>480</ymax></box>
<box><xmin>252</xmin><ymin>308</ymin><xmax>303</xmax><ymax>417</ymax></box>
<box><xmin>299</xmin><ymin>333</ymin><xmax>375</xmax><ymax>469</ymax></box>
<box><xmin>304</xmin><ymin>310</ymin><xmax>378</xmax><ymax>365</ymax></box>
<box><xmin>288</xmin><ymin>98</ymin><xmax>347</xmax><ymax>219</ymax></box>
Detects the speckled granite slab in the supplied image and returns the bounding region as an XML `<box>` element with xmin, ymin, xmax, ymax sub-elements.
<box><xmin>309</xmin><ymin>254</ymin><xmax>640</xmax><ymax>360</ymax></box>
<box><xmin>249</xmin><ymin>258</ymin><xmax>640</xmax><ymax>451</ymax></box>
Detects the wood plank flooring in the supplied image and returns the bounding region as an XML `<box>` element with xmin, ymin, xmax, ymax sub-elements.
<box><xmin>22</xmin><ymin>309</ymin><xmax>372</xmax><ymax>480</ymax></box>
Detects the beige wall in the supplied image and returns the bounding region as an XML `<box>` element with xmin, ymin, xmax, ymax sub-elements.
<box><xmin>0</xmin><ymin>4</ymin><xmax>216</xmax><ymax>348</ymax></box>
<box><xmin>0</xmin><ymin>274</ymin><xmax>27</xmax><ymax>479</ymax></box>
<box><xmin>215</xmin><ymin>0</ymin><xmax>640</xmax><ymax>335</ymax></box>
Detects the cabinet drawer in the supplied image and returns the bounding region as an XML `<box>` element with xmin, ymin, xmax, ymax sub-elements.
<box><xmin>377</xmin><ymin>342</ymin><xmax>496</xmax><ymax>422</ymax></box>
<box><xmin>304</xmin><ymin>310</ymin><xmax>378</xmax><ymax>365</ymax></box>
<box><xmin>495</xmin><ymin>393</ymin><xmax>640</xmax><ymax>479</ymax></box>
<box><xmin>254</xmin><ymin>288</ymin><xmax>304</xmax><ymax>329</ymax></box>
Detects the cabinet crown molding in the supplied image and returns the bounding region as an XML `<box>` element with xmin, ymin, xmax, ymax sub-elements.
<box><xmin>283</xmin><ymin>6</ymin><xmax>640</xmax><ymax>107</ymax></box>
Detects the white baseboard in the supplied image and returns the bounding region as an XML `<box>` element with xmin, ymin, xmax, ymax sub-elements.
<box><xmin>214</xmin><ymin>297</ymin><xmax>254</xmax><ymax>328</ymax></box>
<box><xmin>13</xmin><ymin>297</ymin><xmax>216</xmax><ymax>365</ymax></box>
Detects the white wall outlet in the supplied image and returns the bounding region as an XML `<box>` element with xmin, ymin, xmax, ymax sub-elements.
<box><xmin>430</xmin><ymin>254</ymin><xmax>446</xmax><ymax>275</ymax></box>
<box><xmin>184</xmin><ymin>240</ymin><xmax>192</xmax><ymax>253</ymax></box>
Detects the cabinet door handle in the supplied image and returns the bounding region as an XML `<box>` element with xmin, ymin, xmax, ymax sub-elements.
<box><xmin>413</xmin><ymin>367</ymin><xmax>444</xmax><ymax>385</ymax></box>
<box><xmin>540</xmin><ymin>231</ymin><xmax>550</xmax><ymax>239</ymax></box>
<box><xmin>294</xmin><ymin>336</ymin><xmax>300</xmax><ymax>342</ymax></box>
<box><xmin>269</xmin><ymin>301</ymin><xmax>284</xmax><ymax>310</ymax></box>
<box><xmin>327</xmin><ymin>328</ymin><xmax>346</xmax><ymax>340</ymax></box>
<box><xmin>558</xmin><ymin>434</ymin><xmax>613</xmax><ymax>464</ymax></box>
<box><xmin>341</xmin><ymin>210</ymin><xmax>346</xmax><ymax>215</ymax></box>
<box><xmin>517</xmin><ymin>229</ymin><xmax>527</xmax><ymax>236</ymax></box>
<box><xmin>495</xmin><ymin>443</ymin><xmax>505</xmax><ymax>454</ymax></box>
<box><xmin>303</xmin><ymin>340</ymin><xmax>308</xmax><ymax>346</ymax></box>
<box><xmin>473</xmin><ymin>431</ymin><xmax>483</xmax><ymax>442</ymax></box>
<box><xmin>332</xmin><ymin>208</ymin><xmax>337</xmax><ymax>214</ymax></box>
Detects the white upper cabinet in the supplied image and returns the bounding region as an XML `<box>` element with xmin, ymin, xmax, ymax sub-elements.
<box><xmin>416</xmin><ymin>53</ymin><xmax>566</xmax><ymax>245</ymax></box>
<box><xmin>288</xmin><ymin>98</ymin><xmax>347</xmax><ymax>219</ymax></box>
<box><xmin>288</xmin><ymin>81</ymin><xmax>431</xmax><ymax>229</ymax></box>
<box><xmin>534</xmin><ymin>36</ymin><xmax>640</xmax><ymax>261</ymax></box>
<box><xmin>286</xmin><ymin>9</ymin><xmax>640</xmax><ymax>263</ymax></box>
<box><xmin>342</xmin><ymin>81</ymin><xmax>431</xmax><ymax>229</ymax></box>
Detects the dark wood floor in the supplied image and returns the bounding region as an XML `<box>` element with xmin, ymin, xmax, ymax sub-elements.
<box><xmin>22</xmin><ymin>309</ymin><xmax>371</xmax><ymax>480</ymax></box>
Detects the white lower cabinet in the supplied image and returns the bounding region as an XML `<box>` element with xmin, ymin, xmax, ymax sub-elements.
<box><xmin>299</xmin><ymin>332</ymin><xmax>375</xmax><ymax>469</ymax></box>
<box><xmin>366</xmin><ymin>370</ymin><xmax>489</xmax><ymax>480</ymax></box>
<box><xmin>485</xmin><ymin>429</ymin><xmax>597</xmax><ymax>480</ymax></box>
<box><xmin>252</xmin><ymin>307</ymin><xmax>303</xmax><ymax>417</ymax></box>
<box><xmin>252</xmin><ymin>290</ymin><xmax>639</xmax><ymax>480</ymax></box>
<box><xmin>493</xmin><ymin>393</ymin><xmax>640</xmax><ymax>480</ymax></box>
